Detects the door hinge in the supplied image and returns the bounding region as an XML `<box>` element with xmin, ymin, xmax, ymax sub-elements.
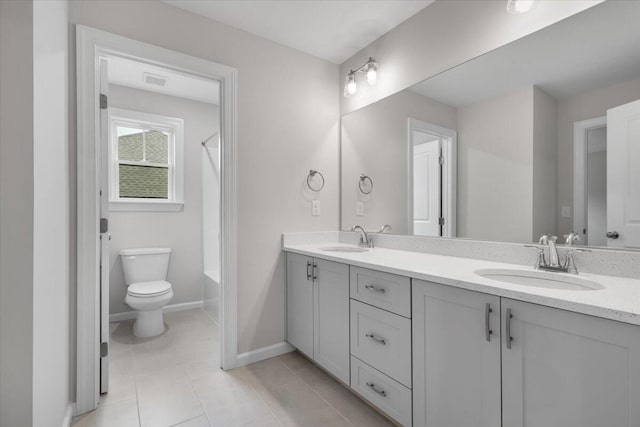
<box><xmin>439</xmin><ymin>156</ymin><xmax>444</xmax><ymax>165</ymax></box>
<box><xmin>100</xmin><ymin>93</ymin><xmax>108</xmax><ymax>109</ymax></box>
<box><xmin>100</xmin><ymin>342</ymin><xmax>108</xmax><ymax>357</ymax></box>
<box><xmin>100</xmin><ymin>218</ymin><xmax>108</xmax><ymax>233</ymax></box>
<box><xmin>439</xmin><ymin>217</ymin><xmax>445</xmax><ymax>226</ymax></box>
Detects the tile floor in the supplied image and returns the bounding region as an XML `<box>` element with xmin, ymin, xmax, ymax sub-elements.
<box><xmin>72</xmin><ymin>309</ymin><xmax>395</xmax><ymax>427</ymax></box>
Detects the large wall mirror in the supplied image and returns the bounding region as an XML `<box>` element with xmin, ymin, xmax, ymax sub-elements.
<box><xmin>341</xmin><ymin>1</ymin><xmax>640</xmax><ymax>249</ymax></box>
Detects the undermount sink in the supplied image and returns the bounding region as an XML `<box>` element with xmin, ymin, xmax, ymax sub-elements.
<box><xmin>321</xmin><ymin>246</ymin><xmax>369</xmax><ymax>253</ymax></box>
<box><xmin>475</xmin><ymin>268</ymin><xmax>604</xmax><ymax>291</ymax></box>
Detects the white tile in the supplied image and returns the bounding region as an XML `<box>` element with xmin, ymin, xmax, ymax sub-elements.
<box><xmin>136</xmin><ymin>366</ymin><xmax>204</xmax><ymax>427</ymax></box>
<box><xmin>172</xmin><ymin>415</ymin><xmax>211</xmax><ymax>427</ymax></box>
<box><xmin>199</xmin><ymin>397</ymin><xmax>274</xmax><ymax>427</ymax></box>
<box><xmin>72</xmin><ymin>397</ymin><xmax>139</xmax><ymax>427</ymax></box>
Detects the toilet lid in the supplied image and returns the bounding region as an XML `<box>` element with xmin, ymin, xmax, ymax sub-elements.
<box><xmin>128</xmin><ymin>280</ymin><xmax>172</xmax><ymax>297</ymax></box>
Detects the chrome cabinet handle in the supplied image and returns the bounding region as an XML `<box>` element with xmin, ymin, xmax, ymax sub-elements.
<box><xmin>485</xmin><ymin>303</ymin><xmax>493</xmax><ymax>342</ymax></box>
<box><xmin>365</xmin><ymin>333</ymin><xmax>386</xmax><ymax>345</ymax></box>
<box><xmin>506</xmin><ymin>308</ymin><xmax>514</xmax><ymax>349</ymax></box>
<box><xmin>364</xmin><ymin>284</ymin><xmax>386</xmax><ymax>294</ymax></box>
<box><xmin>366</xmin><ymin>382</ymin><xmax>387</xmax><ymax>397</ymax></box>
<box><xmin>607</xmin><ymin>231</ymin><xmax>620</xmax><ymax>239</ymax></box>
<box><xmin>312</xmin><ymin>262</ymin><xmax>318</xmax><ymax>282</ymax></box>
<box><xmin>306</xmin><ymin>261</ymin><xmax>312</xmax><ymax>280</ymax></box>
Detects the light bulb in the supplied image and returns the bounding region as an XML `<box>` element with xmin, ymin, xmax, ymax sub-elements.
<box><xmin>506</xmin><ymin>0</ymin><xmax>534</xmax><ymax>15</ymax></box>
<box><xmin>366</xmin><ymin>68</ymin><xmax>377</xmax><ymax>86</ymax></box>
<box><xmin>343</xmin><ymin>73</ymin><xmax>357</xmax><ymax>97</ymax></box>
<box><xmin>347</xmin><ymin>79</ymin><xmax>357</xmax><ymax>95</ymax></box>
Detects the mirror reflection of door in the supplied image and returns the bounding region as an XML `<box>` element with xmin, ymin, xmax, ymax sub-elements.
<box><xmin>413</xmin><ymin>132</ymin><xmax>441</xmax><ymax>236</ymax></box>
<box><xmin>409</xmin><ymin>118</ymin><xmax>456</xmax><ymax>238</ymax></box>
<box><xmin>586</xmin><ymin>126</ymin><xmax>607</xmax><ymax>247</ymax></box>
<box><xmin>607</xmin><ymin>99</ymin><xmax>640</xmax><ymax>249</ymax></box>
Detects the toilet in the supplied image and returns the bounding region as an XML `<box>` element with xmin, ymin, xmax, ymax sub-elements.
<box><xmin>120</xmin><ymin>247</ymin><xmax>173</xmax><ymax>338</ymax></box>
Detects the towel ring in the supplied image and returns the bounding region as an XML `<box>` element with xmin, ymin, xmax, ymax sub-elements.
<box><xmin>359</xmin><ymin>174</ymin><xmax>373</xmax><ymax>194</ymax></box>
<box><xmin>307</xmin><ymin>170</ymin><xmax>325</xmax><ymax>192</ymax></box>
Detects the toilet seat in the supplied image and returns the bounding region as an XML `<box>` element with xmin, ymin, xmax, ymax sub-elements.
<box><xmin>127</xmin><ymin>280</ymin><xmax>172</xmax><ymax>298</ymax></box>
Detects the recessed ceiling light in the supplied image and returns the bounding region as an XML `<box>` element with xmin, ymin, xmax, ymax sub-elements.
<box><xmin>506</xmin><ymin>0</ymin><xmax>535</xmax><ymax>15</ymax></box>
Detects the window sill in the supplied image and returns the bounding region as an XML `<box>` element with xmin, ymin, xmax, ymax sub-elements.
<box><xmin>109</xmin><ymin>200</ymin><xmax>184</xmax><ymax>212</ymax></box>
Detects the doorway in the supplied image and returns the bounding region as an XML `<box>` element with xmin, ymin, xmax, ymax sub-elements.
<box><xmin>573</xmin><ymin>116</ymin><xmax>607</xmax><ymax>246</ymax></box>
<box><xmin>76</xmin><ymin>25</ymin><xmax>238</xmax><ymax>415</ymax></box>
<box><xmin>407</xmin><ymin>118</ymin><xmax>457</xmax><ymax>237</ymax></box>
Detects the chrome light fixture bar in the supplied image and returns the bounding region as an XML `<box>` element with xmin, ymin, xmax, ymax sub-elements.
<box><xmin>506</xmin><ymin>0</ymin><xmax>534</xmax><ymax>15</ymax></box>
<box><xmin>343</xmin><ymin>57</ymin><xmax>378</xmax><ymax>98</ymax></box>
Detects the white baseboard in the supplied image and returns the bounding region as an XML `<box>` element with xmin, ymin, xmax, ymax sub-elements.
<box><xmin>62</xmin><ymin>402</ymin><xmax>75</xmax><ymax>427</ymax></box>
<box><xmin>109</xmin><ymin>300</ymin><xmax>203</xmax><ymax>323</ymax></box>
<box><xmin>236</xmin><ymin>341</ymin><xmax>295</xmax><ymax>367</ymax></box>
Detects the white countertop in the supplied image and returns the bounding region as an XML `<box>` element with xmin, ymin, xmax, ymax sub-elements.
<box><xmin>283</xmin><ymin>243</ymin><xmax>640</xmax><ymax>326</ymax></box>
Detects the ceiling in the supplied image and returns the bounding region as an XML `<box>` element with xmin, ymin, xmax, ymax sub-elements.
<box><xmin>409</xmin><ymin>1</ymin><xmax>640</xmax><ymax>107</ymax></box>
<box><xmin>107</xmin><ymin>56</ymin><xmax>220</xmax><ymax>105</ymax></box>
<box><xmin>161</xmin><ymin>0</ymin><xmax>434</xmax><ymax>64</ymax></box>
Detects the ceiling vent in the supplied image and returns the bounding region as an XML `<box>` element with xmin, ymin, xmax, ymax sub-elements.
<box><xmin>143</xmin><ymin>72</ymin><xmax>168</xmax><ymax>87</ymax></box>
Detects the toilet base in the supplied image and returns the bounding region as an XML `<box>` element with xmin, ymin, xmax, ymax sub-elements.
<box><xmin>133</xmin><ymin>308</ymin><xmax>166</xmax><ymax>338</ymax></box>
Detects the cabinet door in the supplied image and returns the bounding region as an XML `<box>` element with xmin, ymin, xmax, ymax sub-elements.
<box><xmin>413</xmin><ymin>280</ymin><xmax>501</xmax><ymax>427</ymax></box>
<box><xmin>314</xmin><ymin>258</ymin><xmax>350</xmax><ymax>384</ymax></box>
<box><xmin>502</xmin><ymin>299</ymin><xmax>640</xmax><ymax>427</ymax></box>
<box><xmin>286</xmin><ymin>253</ymin><xmax>314</xmax><ymax>358</ymax></box>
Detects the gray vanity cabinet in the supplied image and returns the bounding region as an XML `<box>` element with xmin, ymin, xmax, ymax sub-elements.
<box><xmin>412</xmin><ymin>281</ymin><xmax>640</xmax><ymax>427</ymax></box>
<box><xmin>501</xmin><ymin>298</ymin><xmax>640</xmax><ymax>427</ymax></box>
<box><xmin>412</xmin><ymin>280</ymin><xmax>502</xmax><ymax>427</ymax></box>
<box><xmin>313</xmin><ymin>258</ymin><xmax>350</xmax><ymax>384</ymax></box>
<box><xmin>286</xmin><ymin>253</ymin><xmax>314</xmax><ymax>358</ymax></box>
<box><xmin>286</xmin><ymin>253</ymin><xmax>350</xmax><ymax>384</ymax></box>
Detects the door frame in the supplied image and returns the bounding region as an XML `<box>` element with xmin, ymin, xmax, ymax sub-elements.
<box><xmin>407</xmin><ymin>118</ymin><xmax>457</xmax><ymax>237</ymax></box>
<box><xmin>76</xmin><ymin>25</ymin><xmax>238</xmax><ymax>414</ymax></box>
<box><xmin>573</xmin><ymin>115</ymin><xmax>606</xmax><ymax>245</ymax></box>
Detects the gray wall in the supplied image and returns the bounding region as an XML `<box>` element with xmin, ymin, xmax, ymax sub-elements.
<box><xmin>0</xmin><ymin>2</ymin><xmax>35</xmax><ymax>425</ymax></box>
<box><xmin>33</xmin><ymin>1</ymin><xmax>71</xmax><ymax>425</ymax></box>
<box><xmin>69</xmin><ymin>0</ymin><xmax>341</xmax><ymax>355</ymax></box>
<box><xmin>340</xmin><ymin>0</ymin><xmax>601</xmax><ymax>115</ymax></box>
<box><xmin>532</xmin><ymin>87</ymin><xmax>558</xmax><ymax>240</ymax></box>
<box><xmin>341</xmin><ymin>89</ymin><xmax>456</xmax><ymax>233</ymax></box>
<box><xmin>556</xmin><ymin>78</ymin><xmax>640</xmax><ymax>237</ymax></box>
<box><xmin>457</xmin><ymin>87</ymin><xmax>534</xmax><ymax>242</ymax></box>
<box><xmin>108</xmin><ymin>84</ymin><xmax>219</xmax><ymax>315</ymax></box>
<box><xmin>1</xmin><ymin>1</ymin><xmax>71</xmax><ymax>426</ymax></box>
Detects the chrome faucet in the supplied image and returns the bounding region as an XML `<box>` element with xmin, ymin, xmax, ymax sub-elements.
<box><xmin>526</xmin><ymin>233</ymin><xmax>589</xmax><ymax>274</ymax></box>
<box><xmin>378</xmin><ymin>224</ymin><xmax>392</xmax><ymax>234</ymax></box>
<box><xmin>351</xmin><ymin>225</ymin><xmax>372</xmax><ymax>248</ymax></box>
<box><xmin>539</xmin><ymin>234</ymin><xmax>560</xmax><ymax>267</ymax></box>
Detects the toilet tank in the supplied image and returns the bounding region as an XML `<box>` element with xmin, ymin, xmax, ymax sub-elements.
<box><xmin>120</xmin><ymin>247</ymin><xmax>171</xmax><ymax>285</ymax></box>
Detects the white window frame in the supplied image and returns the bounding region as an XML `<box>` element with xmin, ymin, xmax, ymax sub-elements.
<box><xmin>108</xmin><ymin>107</ymin><xmax>184</xmax><ymax>212</ymax></box>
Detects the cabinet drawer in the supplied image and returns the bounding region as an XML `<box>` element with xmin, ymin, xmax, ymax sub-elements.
<box><xmin>350</xmin><ymin>266</ymin><xmax>411</xmax><ymax>317</ymax></box>
<box><xmin>351</xmin><ymin>356</ymin><xmax>412</xmax><ymax>427</ymax></box>
<box><xmin>350</xmin><ymin>299</ymin><xmax>412</xmax><ymax>387</ymax></box>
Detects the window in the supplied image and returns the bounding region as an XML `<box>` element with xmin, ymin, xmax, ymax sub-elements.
<box><xmin>109</xmin><ymin>108</ymin><xmax>184</xmax><ymax>211</ymax></box>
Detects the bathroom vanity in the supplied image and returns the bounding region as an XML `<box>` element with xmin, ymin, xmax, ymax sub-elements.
<box><xmin>284</xmin><ymin>238</ymin><xmax>640</xmax><ymax>427</ymax></box>
<box><xmin>286</xmin><ymin>2</ymin><xmax>640</xmax><ymax>425</ymax></box>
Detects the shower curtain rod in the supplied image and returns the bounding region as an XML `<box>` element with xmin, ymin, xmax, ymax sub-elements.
<box><xmin>201</xmin><ymin>132</ymin><xmax>219</xmax><ymax>146</ymax></box>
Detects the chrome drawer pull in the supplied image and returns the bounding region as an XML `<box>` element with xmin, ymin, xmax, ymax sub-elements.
<box><xmin>364</xmin><ymin>284</ymin><xmax>386</xmax><ymax>294</ymax></box>
<box><xmin>506</xmin><ymin>308</ymin><xmax>514</xmax><ymax>349</ymax></box>
<box><xmin>485</xmin><ymin>303</ymin><xmax>493</xmax><ymax>342</ymax></box>
<box><xmin>366</xmin><ymin>382</ymin><xmax>387</xmax><ymax>397</ymax></box>
<box><xmin>365</xmin><ymin>333</ymin><xmax>386</xmax><ymax>345</ymax></box>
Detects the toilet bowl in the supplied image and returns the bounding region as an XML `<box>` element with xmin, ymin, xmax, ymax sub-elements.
<box><xmin>120</xmin><ymin>247</ymin><xmax>173</xmax><ymax>338</ymax></box>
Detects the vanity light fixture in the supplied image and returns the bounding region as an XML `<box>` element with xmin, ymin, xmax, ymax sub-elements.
<box><xmin>506</xmin><ymin>0</ymin><xmax>534</xmax><ymax>15</ymax></box>
<box><xmin>343</xmin><ymin>57</ymin><xmax>378</xmax><ymax>98</ymax></box>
